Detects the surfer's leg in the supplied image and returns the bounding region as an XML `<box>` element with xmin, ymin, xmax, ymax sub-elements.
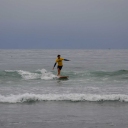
<box><xmin>57</xmin><ymin>66</ymin><xmax>63</xmax><ymax>76</ymax></box>
<box><xmin>58</xmin><ymin>68</ymin><xmax>60</xmax><ymax>76</ymax></box>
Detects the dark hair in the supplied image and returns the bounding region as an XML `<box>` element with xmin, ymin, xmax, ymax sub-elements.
<box><xmin>57</xmin><ymin>55</ymin><xmax>60</xmax><ymax>57</ymax></box>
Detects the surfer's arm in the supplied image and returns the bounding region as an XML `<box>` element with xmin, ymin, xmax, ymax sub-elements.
<box><xmin>53</xmin><ymin>62</ymin><xmax>56</xmax><ymax>69</ymax></box>
<box><xmin>64</xmin><ymin>59</ymin><xmax>70</xmax><ymax>61</ymax></box>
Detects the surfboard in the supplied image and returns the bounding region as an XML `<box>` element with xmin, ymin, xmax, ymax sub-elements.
<box><xmin>58</xmin><ymin>76</ymin><xmax>69</xmax><ymax>79</ymax></box>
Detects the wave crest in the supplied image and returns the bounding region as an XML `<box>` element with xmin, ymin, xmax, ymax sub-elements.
<box><xmin>0</xmin><ymin>93</ymin><xmax>128</xmax><ymax>103</ymax></box>
<box><xmin>1</xmin><ymin>69</ymin><xmax>128</xmax><ymax>81</ymax></box>
<box><xmin>4</xmin><ymin>69</ymin><xmax>56</xmax><ymax>80</ymax></box>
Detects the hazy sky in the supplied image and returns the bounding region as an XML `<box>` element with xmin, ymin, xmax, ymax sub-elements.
<box><xmin>0</xmin><ymin>0</ymin><xmax>128</xmax><ymax>49</ymax></box>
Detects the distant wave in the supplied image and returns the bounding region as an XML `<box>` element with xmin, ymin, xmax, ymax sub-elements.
<box><xmin>71</xmin><ymin>70</ymin><xmax>128</xmax><ymax>77</ymax></box>
<box><xmin>90</xmin><ymin>70</ymin><xmax>128</xmax><ymax>77</ymax></box>
<box><xmin>0</xmin><ymin>93</ymin><xmax>128</xmax><ymax>103</ymax></box>
<box><xmin>65</xmin><ymin>69</ymin><xmax>128</xmax><ymax>80</ymax></box>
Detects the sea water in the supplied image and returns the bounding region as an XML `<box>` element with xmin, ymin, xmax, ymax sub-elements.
<box><xmin>0</xmin><ymin>49</ymin><xmax>128</xmax><ymax>128</ymax></box>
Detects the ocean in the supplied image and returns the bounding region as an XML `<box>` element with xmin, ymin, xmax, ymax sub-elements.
<box><xmin>0</xmin><ymin>49</ymin><xmax>128</xmax><ymax>128</ymax></box>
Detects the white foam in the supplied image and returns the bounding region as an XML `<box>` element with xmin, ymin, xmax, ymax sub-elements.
<box><xmin>18</xmin><ymin>70</ymin><xmax>41</xmax><ymax>80</ymax></box>
<box><xmin>37</xmin><ymin>69</ymin><xmax>57</xmax><ymax>80</ymax></box>
<box><xmin>16</xmin><ymin>69</ymin><xmax>56</xmax><ymax>80</ymax></box>
<box><xmin>4</xmin><ymin>69</ymin><xmax>56</xmax><ymax>80</ymax></box>
<box><xmin>0</xmin><ymin>93</ymin><xmax>128</xmax><ymax>103</ymax></box>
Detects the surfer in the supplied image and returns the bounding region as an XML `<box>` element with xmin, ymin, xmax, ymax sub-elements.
<box><xmin>53</xmin><ymin>55</ymin><xmax>70</xmax><ymax>76</ymax></box>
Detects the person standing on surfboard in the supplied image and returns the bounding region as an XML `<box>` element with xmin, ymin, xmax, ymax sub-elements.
<box><xmin>53</xmin><ymin>55</ymin><xmax>70</xmax><ymax>76</ymax></box>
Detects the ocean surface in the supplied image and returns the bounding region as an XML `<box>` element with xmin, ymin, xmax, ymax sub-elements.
<box><xmin>0</xmin><ymin>49</ymin><xmax>128</xmax><ymax>128</ymax></box>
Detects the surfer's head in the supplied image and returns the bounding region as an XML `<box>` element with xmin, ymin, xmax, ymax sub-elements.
<box><xmin>57</xmin><ymin>55</ymin><xmax>60</xmax><ymax>58</ymax></box>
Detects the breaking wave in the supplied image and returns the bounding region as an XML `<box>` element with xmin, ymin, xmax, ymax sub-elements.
<box><xmin>0</xmin><ymin>69</ymin><xmax>57</xmax><ymax>80</ymax></box>
<box><xmin>0</xmin><ymin>93</ymin><xmax>128</xmax><ymax>103</ymax></box>
<box><xmin>0</xmin><ymin>69</ymin><xmax>128</xmax><ymax>81</ymax></box>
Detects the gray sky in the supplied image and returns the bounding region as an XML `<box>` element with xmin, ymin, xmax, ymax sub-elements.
<box><xmin>0</xmin><ymin>0</ymin><xmax>128</xmax><ymax>49</ymax></box>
